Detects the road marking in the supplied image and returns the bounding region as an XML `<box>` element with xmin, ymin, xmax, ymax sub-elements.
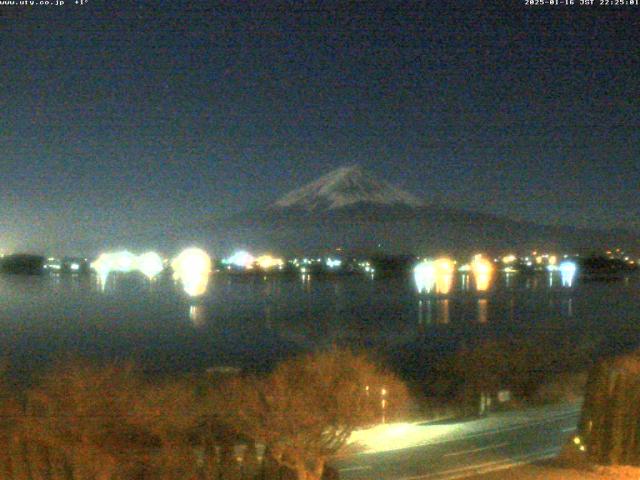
<box><xmin>443</xmin><ymin>442</ymin><xmax>509</xmax><ymax>457</ymax></box>
<box><xmin>562</xmin><ymin>426</ymin><xmax>577</xmax><ymax>433</ymax></box>
<box><xmin>339</xmin><ymin>465</ymin><xmax>372</xmax><ymax>472</ymax></box>
<box><xmin>398</xmin><ymin>446</ymin><xmax>560</xmax><ymax>480</ymax></box>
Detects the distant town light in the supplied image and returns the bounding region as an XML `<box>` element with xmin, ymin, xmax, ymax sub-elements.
<box><xmin>434</xmin><ymin>258</ymin><xmax>454</xmax><ymax>295</ymax></box>
<box><xmin>326</xmin><ymin>257</ymin><xmax>342</xmax><ymax>269</ymax></box>
<box><xmin>171</xmin><ymin>248</ymin><xmax>212</xmax><ymax>297</ymax></box>
<box><xmin>224</xmin><ymin>250</ymin><xmax>255</xmax><ymax>269</ymax></box>
<box><xmin>91</xmin><ymin>250</ymin><xmax>137</xmax><ymax>275</ymax></box>
<box><xmin>471</xmin><ymin>255</ymin><xmax>494</xmax><ymax>292</ymax></box>
<box><xmin>256</xmin><ymin>254</ymin><xmax>284</xmax><ymax>270</ymax></box>
<box><xmin>136</xmin><ymin>251</ymin><xmax>164</xmax><ymax>279</ymax></box>
<box><xmin>502</xmin><ymin>254</ymin><xmax>517</xmax><ymax>264</ymax></box>
<box><xmin>414</xmin><ymin>260</ymin><xmax>436</xmax><ymax>294</ymax></box>
<box><xmin>559</xmin><ymin>260</ymin><xmax>577</xmax><ymax>287</ymax></box>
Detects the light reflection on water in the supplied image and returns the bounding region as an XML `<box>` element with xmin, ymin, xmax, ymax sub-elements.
<box><xmin>437</xmin><ymin>299</ymin><xmax>450</xmax><ymax>324</ymax></box>
<box><xmin>477</xmin><ymin>298</ymin><xmax>488</xmax><ymax>324</ymax></box>
<box><xmin>189</xmin><ymin>304</ymin><xmax>207</xmax><ymax>327</ymax></box>
<box><xmin>0</xmin><ymin>271</ymin><xmax>638</xmax><ymax>373</ymax></box>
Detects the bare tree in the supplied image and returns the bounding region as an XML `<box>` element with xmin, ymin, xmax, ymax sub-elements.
<box><xmin>14</xmin><ymin>360</ymin><xmax>205</xmax><ymax>480</ymax></box>
<box><xmin>215</xmin><ymin>348</ymin><xmax>410</xmax><ymax>480</ymax></box>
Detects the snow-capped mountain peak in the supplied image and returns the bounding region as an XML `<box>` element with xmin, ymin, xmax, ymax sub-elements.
<box><xmin>272</xmin><ymin>165</ymin><xmax>424</xmax><ymax>211</ymax></box>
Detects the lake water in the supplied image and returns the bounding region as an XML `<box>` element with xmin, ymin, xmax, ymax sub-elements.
<box><xmin>1</xmin><ymin>270</ymin><xmax>639</xmax><ymax>376</ymax></box>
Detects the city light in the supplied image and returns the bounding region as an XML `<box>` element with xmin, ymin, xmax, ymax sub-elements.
<box><xmin>414</xmin><ymin>260</ymin><xmax>436</xmax><ymax>294</ymax></box>
<box><xmin>434</xmin><ymin>257</ymin><xmax>454</xmax><ymax>295</ymax></box>
<box><xmin>136</xmin><ymin>251</ymin><xmax>164</xmax><ymax>279</ymax></box>
<box><xmin>171</xmin><ymin>248</ymin><xmax>212</xmax><ymax>297</ymax></box>
<box><xmin>224</xmin><ymin>250</ymin><xmax>255</xmax><ymax>269</ymax></box>
<box><xmin>91</xmin><ymin>250</ymin><xmax>137</xmax><ymax>276</ymax></box>
<box><xmin>91</xmin><ymin>250</ymin><xmax>165</xmax><ymax>282</ymax></box>
<box><xmin>326</xmin><ymin>257</ymin><xmax>342</xmax><ymax>269</ymax></box>
<box><xmin>471</xmin><ymin>254</ymin><xmax>494</xmax><ymax>292</ymax></box>
<box><xmin>255</xmin><ymin>254</ymin><xmax>284</xmax><ymax>270</ymax></box>
<box><xmin>502</xmin><ymin>254</ymin><xmax>516</xmax><ymax>264</ymax></box>
<box><xmin>559</xmin><ymin>260</ymin><xmax>577</xmax><ymax>287</ymax></box>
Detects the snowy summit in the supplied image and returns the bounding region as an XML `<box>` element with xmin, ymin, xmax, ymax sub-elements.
<box><xmin>272</xmin><ymin>166</ymin><xmax>424</xmax><ymax>211</ymax></box>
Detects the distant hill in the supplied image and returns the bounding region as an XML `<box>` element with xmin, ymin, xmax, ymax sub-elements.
<box><xmin>208</xmin><ymin>166</ymin><xmax>638</xmax><ymax>256</ymax></box>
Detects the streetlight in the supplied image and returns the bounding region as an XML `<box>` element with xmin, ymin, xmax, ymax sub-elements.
<box><xmin>234</xmin><ymin>444</ymin><xmax>247</xmax><ymax>480</ymax></box>
<box><xmin>255</xmin><ymin>443</ymin><xmax>266</xmax><ymax>480</ymax></box>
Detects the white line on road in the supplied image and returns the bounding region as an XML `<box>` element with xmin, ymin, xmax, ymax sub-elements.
<box><xmin>562</xmin><ymin>426</ymin><xmax>577</xmax><ymax>433</ymax></box>
<box><xmin>399</xmin><ymin>446</ymin><xmax>560</xmax><ymax>480</ymax></box>
<box><xmin>443</xmin><ymin>442</ymin><xmax>509</xmax><ymax>458</ymax></box>
<box><xmin>339</xmin><ymin>465</ymin><xmax>372</xmax><ymax>472</ymax></box>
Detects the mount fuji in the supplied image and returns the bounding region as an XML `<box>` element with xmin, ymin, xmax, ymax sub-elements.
<box><xmin>272</xmin><ymin>165</ymin><xmax>424</xmax><ymax>211</ymax></box>
<box><xmin>207</xmin><ymin>166</ymin><xmax>637</xmax><ymax>256</ymax></box>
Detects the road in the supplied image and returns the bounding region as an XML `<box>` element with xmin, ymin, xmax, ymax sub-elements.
<box><xmin>331</xmin><ymin>403</ymin><xmax>581</xmax><ymax>480</ymax></box>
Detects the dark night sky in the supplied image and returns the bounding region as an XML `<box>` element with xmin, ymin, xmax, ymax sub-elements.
<box><xmin>0</xmin><ymin>1</ymin><xmax>638</xmax><ymax>255</ymax></box>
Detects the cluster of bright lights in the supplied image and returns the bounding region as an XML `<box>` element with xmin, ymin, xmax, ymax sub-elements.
<box><xmin>223</xmin><ymin>251</ymin><xmax>284</xmax><ymax>271</ymax></box>
<box><xmin>414</xmin><ymin>258</ymin><xmax>454</xmax><ymax>295</ymax></box>
<box><xmin>255</xmin><ymin>254</ymin><xmax>284</xmax><ymax>270</ymax></box>
<box><xmin>326</xmin><ymin>258</ymin><xmax>342</xmax><ymax>269</ymax></box>
<box><xmin>44</xmin><ymin>257</ymin><xmax>62</xmax><ymax>271</ymax></box>
<box><xmin>497</xmin><ymin>252</ymin><xmax>565</xmax><ymax>271</ymax></box>
<box><xmin>91</xmin><ymin>250</ymin><xmax>139</xmax><ymax>279</ymax></box>
<box><xmin>223</xmin><ymin>250</ymin><xmax>255</xmax><ymax>269</ymax></box>
<box><xmin>502</xmin><ymin>254</ymin><xmax>517</xmax><ymax>264</ymax></box>
<box><xmin>171</xmin><ymin>248</ymin><xmax>212</xmax><ymax>296</ymax></box>
<box><xmin>358</xmin><ymin>261</ymin><xmax>375</xmax><ymax>274</ymax></box>
<box><xmin>91</xmin><ymin>251</ymin><xmax>165</xmax><ymax>284</ymax></box>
